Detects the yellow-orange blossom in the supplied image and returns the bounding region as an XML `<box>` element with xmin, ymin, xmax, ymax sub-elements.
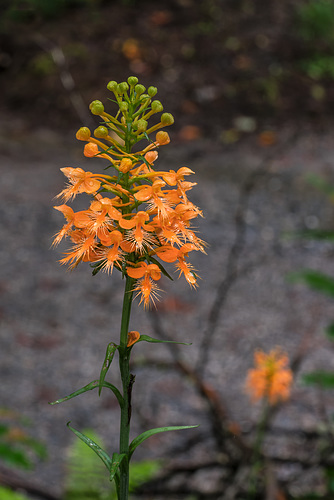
<box><xmin>53</xmin><ymin>83</ymin><xmax>205</xmax><ymax>308</ymax></box>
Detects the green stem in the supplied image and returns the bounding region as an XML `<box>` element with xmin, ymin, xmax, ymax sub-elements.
<box><xmin>118</xmin><ymin>103</ymin><xmax>137</xmax><ymax>500</ymax></box>
<box><xmin>118</xmin><ymin>275</ymin><xmax>134</xmax><ymax>500</ymax></box>
<box><xmin>247</xmin><ymin>401</ymin><xmax>270</xmax><ymax>497</ymax></box>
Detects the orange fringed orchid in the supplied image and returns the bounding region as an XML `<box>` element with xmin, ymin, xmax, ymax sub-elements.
<box><xmin>53</xmin><ymin>78</ymin><xmax>205</xmax><ymax>307</ymax></box>
<box><xmin>245</xmin><ymin>348</ymin><xmax>293</xmax><ymax>405</ymax></box>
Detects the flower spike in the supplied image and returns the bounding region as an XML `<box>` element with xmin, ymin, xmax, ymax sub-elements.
<box><xmin>53</xmin><ymin>77</ymin><xmax>205</xmax><ymax>307</ymax></box>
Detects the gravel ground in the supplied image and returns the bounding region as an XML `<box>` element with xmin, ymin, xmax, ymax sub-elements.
<box><xmin>1</xmin><ymin>123</ymin><xmax>334</xmax><ymax>498</ymax></box>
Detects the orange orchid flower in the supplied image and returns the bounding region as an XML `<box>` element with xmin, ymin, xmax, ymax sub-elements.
<box><xmin>162</xmin><ymin>167</ymin><xmax>194</xmax><ymax>186</ymax></box>
<box><xmin>53</xmin><ymin>205</ymin><xmax>93</xmax><ymax>245</ymax></box>
<box><xmin>57</xmin><ymin>167</ymin><xmax>102</xmax><ymax>202</ymax></box>
<box><xmin>134</xmin><ymin>179</ymin><xmax>173</xmax><ymax>219</ymax></box>
<box><xmin>127</xmin><ymin>262</ymin><xmax>161</xmax><ymax>307</ymax></box>
<box><xmin>119</xmin><ymin>211</ymin><xmax>155</xmax><ymax>251</ymax></box>
<box><xmin>155</xmin><ymin>243</ymin><xmax>198</xmax><ymax>287</ymax></box>
<box><xmin>246</xmin><ymin>348</ymin><xmax>293</xmax><ymax>405</ymax></box>
<box><xmin>95</xmin><ymin>230</ymin><xmax>124</xmax><ymax>274</ymax></box>
<box><xmin>59</xmin><ymin>231</ymin><xmax>97</xmax><ymax>268</ymax></box>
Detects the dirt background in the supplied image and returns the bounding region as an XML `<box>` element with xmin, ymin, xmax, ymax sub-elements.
<box><xmin>2</xmin><ymin>1</ymin><xmax>334</xmax><ymax>499</ymax></box>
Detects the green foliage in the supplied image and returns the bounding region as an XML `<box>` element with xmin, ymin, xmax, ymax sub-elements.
<box><xmin>293</xmin><ymin>176</ymin><xmax>334</xmax><ymax>499</ymax></box>
<box><xmin>325</xmin><ymin>467</ymin><xmax>334</xmax><ymax>494</ymax></box>
<box><xmin>306</xmin><ymin>173</ymin><xmax>334</xmax><ymax>199</ymax></box>
<box><xmin>295</xmin><ymin>0</ymin><xmax>334</xmax><ymax>80</ymax></box>
<box><xmin>326</xmin><ymin>322</ymin><xmax>334</xmax><ymax>339</ymax></box>
<box><xmin>289</xmin><ymin>270</ymin><xmax>334</xmax><ymax>299</ymax></box>
<box><xmin>303</xmin><ymin>371</ymin><xmax>334</xmax><ymax>388</ymax></box>
<box><xmin>300</xmin><ymin>54</ymin><xmax>334</xmax><ymax>80</ymax></box>
<box><xmin>64</xmin><ymin>429</ymin><xmax>161</xmax><ymax>500</ymax></box>
<box><xmin>0</xmin><ymin>486</ymin><xmax>30</xmax><ymax>500</ymax></box>
<box><xmin>296</xmin><ymin>0</ymin><xmax>334</xmax><ymax>44</ymax></box>
<box><xmin>29</xmin><ymin>53</ymin><xmax>56</xmax><ymax>77</ymax></box>
<box><xmin>0</xmin><ymin>409</ymin><xmax>46</xmax><ymax>470</ymax></box>
<box><xmin>64</xmin><ymin>429</ymin><xmax>112</xmax><ymax>500</ymax></box>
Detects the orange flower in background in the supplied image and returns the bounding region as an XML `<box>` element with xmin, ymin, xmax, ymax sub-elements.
<box><xmin>246</xmin><ymin>348</ymin><xmax>293</xmax><ymax>405</ymax></box>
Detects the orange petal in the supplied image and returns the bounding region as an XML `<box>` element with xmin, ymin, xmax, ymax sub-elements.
<box><xmin>127</xmin><ymin>330</ymin><xmax>140</xmax><ymax>347</ymax></box>
<box><xmin>127</xmin><ymin>263</ymin><xmax>147</xmax><ymax>279</ymax></box>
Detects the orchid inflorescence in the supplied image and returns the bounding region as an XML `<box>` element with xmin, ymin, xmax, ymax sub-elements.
<box><xmin>246</xmin><ymin>348</ymin><xmax>293</xmax><ymax>405</ymax></box>
<box><xmin>53</xmin><ymin>76</ymin><xmax>205</xmax><ymax>308</ymax></box>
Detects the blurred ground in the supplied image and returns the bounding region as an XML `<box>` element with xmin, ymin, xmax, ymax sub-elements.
<box><xmin>2</xmin><ymin>1</ymin><xmax>334</xmax><ymax>499</ymax></box>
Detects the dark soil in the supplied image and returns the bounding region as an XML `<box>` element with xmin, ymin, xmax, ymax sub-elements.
<box><xmin>1</xmin><ymin>0</ymin><xmax>334</xmax><ymax>140</ymax></box>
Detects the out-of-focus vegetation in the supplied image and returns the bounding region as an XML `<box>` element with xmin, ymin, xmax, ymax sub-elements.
<box><xmin>296</xmin><ymin>0</ymin><xmax>334</xmax><ymax>80</ymax></box>
<box><xmin>288</xmin><ymin>175</ymin><xmax>334</xmax><ymax>499</ymax></box>
<box><xmin>0</xmin><ymin>486</ymin><xmax>29</xmax><ymax>500</ymax></box>
<box><xmin>64</xmin><ymin>429</ymin><xmax>161</xmax><ymax>500</ymax></box>
<box><xmin>3</xmin><ymin>0</ymin><xmax>334</xmax><ymax>138</ymax></box>
<box><xmin>0</xmin><ymin>409</ymin><xmax>46</xmax><ymax>470</ymax></box>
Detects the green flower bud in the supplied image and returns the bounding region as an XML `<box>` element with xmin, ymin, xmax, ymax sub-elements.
<box><xmin>118</xmin><ymin>82</ymin><xmax>129</xmax><ymax>94</ymax></box>
<box><xmin>89</xmin><ymin>100</ymin><xmax>104</xmax><ymax>115</ymax></box>
<box><xmin>139</xmin><ymin>94</ymin><xmax>150</xmax><ymax>100</ymax></box>
<box><xmin>94</xmin><ymin>126</ymin><xmax>109</xmax><ymax>138</ymax></box>
<box><xmin>136</xmin><ymin>119</ymin><xmax>148</xmax><ymax>133</ymax></box>
<box><xmin>161</xmin><ymin>112</ymin><xmax>174</xmax><ymax>126</ymax></box>
<box><xmin>119</xmin><ymin>101</ymin><xmax>128</xmax><ymax>113</ymax></box>
<box><xmin>107</xmin><ymin>80</ymin><xmax>118</xmax><ymax>92</ymax></box>
<box><xmin>151</xmin><ymin>100</ymin><xmax>163</xmax><ymax>113</ymax></box>
<box><xmin>134</xmin><ymin>84</ymin><xmax>145</xmax><ymax>96</ymax></box>
<box><xmin>148</xmin><ymin>86</ymin><xmax>158</xmax><ymax>97</ymax></box>
<box><xmin>76</xmin><ymin>127</ymin><xmax>91</xmax><ymax>141</ymax></box>
<box><xmin>127</xmin><ymin>76</ymin><xmax>138</xmax><ymax>86</ymax></box>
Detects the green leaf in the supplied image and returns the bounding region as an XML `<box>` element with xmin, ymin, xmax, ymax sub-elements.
<box><xmin>303</xmin><ymin>371</ymin><xmax>334</xmax><ymax>388</ymax></box>
<box><xmin>288</xmin><ymin>270</ymin><xmax>334</xmax><ymax>298</ymax></box>
<box><xmin>326</xmin><ymin>322</ymin><xmax>334</xmax><ymax>340</ymax></box>
<box><xmin>64</xmin><ymin>428</ymin><xmax>112</xmax><ymax>500</ymax></box>
<box><xmin>49</xmin><ymin>380</ymin><xmax>123</xmax><ymax>408</ymax></box>
<box><xmin>67</xmin><ymin>423</ymin><xmax>113</xmax><ymax>473</ymax></box>
<box><xmin>139</xmin><ymin>334</ymin><xmax>191</xmax><ymax>346</ymax></box>
<box><xmin>129</xmin><ymin>425</ymin><xmax>198</xmax><ymax>458</ymax></box>
<box><xmin>109</xmin><ymin>452</ymin><xmax>127</xmax><ymax>482</ymax></box>
<box><xmin>99</xmin><ymin>342</ymin><xmax>118</xmax><ymax>396</ymax></box>
<box><xmin>0</xmin><ymin>443</ymin><xmax>31</xmax><ymax>469</ymax></box>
